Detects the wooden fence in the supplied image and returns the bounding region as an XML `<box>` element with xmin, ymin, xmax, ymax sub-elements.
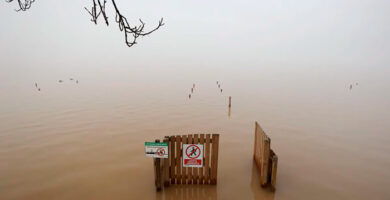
<box><xmin>253</xmin><ymin>121</ymin><xmax>278</xmax><ymax>191</ymax></box>
<box><xmin>154</xmin><ymin>134</ymin><xmax>220</xmax><ymax>191</ymax></box>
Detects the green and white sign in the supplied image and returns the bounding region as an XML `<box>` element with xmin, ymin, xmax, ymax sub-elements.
<box><xmin>145</xmin><ymin>142</ymin><xmax>168</xmax><ymax>158</ymax></box>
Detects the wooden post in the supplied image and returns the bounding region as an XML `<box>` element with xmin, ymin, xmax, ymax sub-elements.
<box><xmin>199</xmin><ymin>134</ymin><xmax>205</xmax><ymax>184</ymax></box>
<box><xmin>193</xmin><ymin>134</ymin><xmax>199</xmax><ymax>184</ymax></box>
<box><xmin>182</xmin><ymin>135</ymin><xmax>188</xmax><ymax>184</ymax></box>
<box><xmin>176</xmin><ymin>135</ymin><xmax>182</xmax><ymax>184</ymax></box>
<box><xmin>170</xmin><ymin>136</ymin><xmax>176</xmax><ymax>184</ymax></box>
<box><xmin>163</xmin><ymin>137</ymin><xmax>170</xmax><ymax>187</ymax></box>
<box><xmin>204</xmin><ymin>134</ymin><xmax>211</xmax><ymax>184</ymax></box>
<box><xmin>154</xmin><ymin>139</ymin><xmax>162</xmax><ymax>191</ymax></box>
<box><xmin>228</xmin><ymin>96</ymin><xmax>231</xmax><ymax>107</ymax></box>
<box><xmin>254</xmin><ymin>122</ymin><xmax>258</xmax><ymax>160</ymax></box>
<box><xmin>210</xmin><ymin>134</ymin><xmax>219</xmax><ymax>185</ymax></box>
<box><xmin>187</xmin><ymin>134</ymin><xmax>193</xmax><ymax>184</ymax></box>
<box><xmin>270</xmin><ymin>155</ymin><xmax>278</xmax><ymax>192</ymax></box>
<box><xmin>261</xmin><ymin>136</ymin><xmax>270</xmax><ymax>187</ymax></box>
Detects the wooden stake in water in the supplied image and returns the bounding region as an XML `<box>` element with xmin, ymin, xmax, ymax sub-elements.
<box><xmin>271</xmin><ymin>154</ymin><xmax>278</xmax><ymax>192</ymax></box>
<box><xmin>261</xmin><ymin>136</ymin><xmax>270</xmax><ymax>187</ymax></box>
<box><xmin>228</xmin><ymin>96</ymin><xmax>231</xmax><ymax>107</ymax></box>
<box><xmin>154</xmin><ymin>139</ymin><xmax>162</xmax><ymax>191</ymax></box>
<box><xmin>163</xmin><ymin>137</ymin><xmax>170</xmax><ymax>187</ymax></box>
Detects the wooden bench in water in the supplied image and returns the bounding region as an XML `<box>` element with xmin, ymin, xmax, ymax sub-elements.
<box><xmin>253</xmin><ymin>121</ymin><xmax>278</xmax><ymax>191</ymax></box>
<box><xmin>153</xmin><ymin>134</ymin><xmax>220</xmax><ymax>191</ymax></box>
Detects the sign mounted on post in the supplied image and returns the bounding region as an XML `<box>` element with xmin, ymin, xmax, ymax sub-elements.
<box><xmin>183</xmin><ymin>144</ymin><xmax>203</xmax><ymax>167</ymax></box>
<box><xmin>145</xmin><ymin>142</ymin><xmax>168</xmax><ymax>158</ymax></box>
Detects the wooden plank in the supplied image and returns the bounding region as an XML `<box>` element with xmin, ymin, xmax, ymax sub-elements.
<box><xmin>210</xmin><ymin>134</ymin><xmax>219</xmax><ymax>185</ymax></box>
<box><xmin>181</xmin><ymin>135</ymin><xmax>188</xmax><ymax>184</ymax></box>
<box><xmin>154</xmin><ymin>139</ymin><xmax>162</xmax><ymax>191</ymax></box>
<box><xmin>163</xmin><ymin>137</ymin><xmax>170</xmax><ymax>187</ymax></box>
<box><xmin>170</xmin><ymin>136</ymin><xmax>176</xmax><ymax>184</ymax></box>
<box><xmin>261</xmin><ymin>136</ymin><xmax>271</xmax><ymax>187</ymax></box>
<box><xmin>254</xmin><ymin>122</ymin><xmax>259</xmax><ymax>168</ymax></box>
<box><xmin>204</xmin><ymin>134</ymin><xmax>211</xmax><ymax>184</ymax></box>
<box><xmin>199</xmin><ymin>134</ymin><xmax>205</xmax><ymax>184</ymax></box>
<box><xmin>259</xmin><ymin>124</ymin><xmax>265</xmax><ymax>172</ymax></box>
<box><xmin>187</xmin><ymin>134</ymin><xmax>193</xmax><ymax>184</ymax></box>
<box><xmin>254</xmin><ymin>122</ymin><xmax>258</xmax><ymax>160</ymax></box>
<box><xmin>254</xmin><ymin>121</ymin><xmax>279</xmax><ymax>190</ymax></box>
<box><xmin>254</xmin><ymin>122</ymin><xmax>264</xmax><ymax>172</ymax></box>
<box><xmin>153</xmin><ymin>139</ymin><xmax>157</xmax><ymax>187</ymax></box>
<box><xmin>193</xmin><ymin>134</ymin><xmax>199</xmax><ymax>184</ymax></box>
<box><xmin>176</xmin><ymin>135</ymin><xmax>182</xmax><ymax>184</ymax></box>
<box><xmin>270</xmin><ymin>154</ymin><xmax>278</xmax><ymax>192</ymax></box>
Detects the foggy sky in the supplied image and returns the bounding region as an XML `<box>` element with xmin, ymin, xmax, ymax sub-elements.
<box><xmin>0</xmin><ymin>0</ymin><xmax>389</xmax><ymax>76</ymax></box>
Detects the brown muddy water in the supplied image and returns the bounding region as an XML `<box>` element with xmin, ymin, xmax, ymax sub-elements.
<box><xmin>0</xmin><ymin>65</ymin><xmax>390</xmax><ymax>200</ymax></box>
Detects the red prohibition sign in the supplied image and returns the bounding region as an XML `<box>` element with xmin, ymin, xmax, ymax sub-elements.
<box><xmin>157</xmin><ymin>148</ymin><xmax>165</xmax><ymax>156</ymax></box>
<box><xmin>185</xmin><ymin>145</ymin><xmax>201</xmax><ymax>159</ymax></box>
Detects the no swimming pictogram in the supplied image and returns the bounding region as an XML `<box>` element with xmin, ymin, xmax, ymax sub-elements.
<box><xmin>156</xmin><ymin>148</ymin><xmax>165</xmax><ymax>156</ymax></box>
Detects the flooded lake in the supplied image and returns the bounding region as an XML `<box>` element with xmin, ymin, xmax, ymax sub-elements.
<box><xmin>1</xmin><ymin>64</ymin><xmax>389</xmax><ymax>200</ymax></box>
<box><xmin>1</xmin><ymin>0</ymin><xmax>390</xmax><ymax>199</ymax></box>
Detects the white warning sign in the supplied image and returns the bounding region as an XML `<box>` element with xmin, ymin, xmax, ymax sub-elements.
<box><xmin>183</xmin><ymin>144</ymin><xmax>203</xmax><ymax>168</ymax></box>
<box><xmin>145</xmin><ymin>142</ymin><xmax>168</xmax><ymax>158</ymax></box>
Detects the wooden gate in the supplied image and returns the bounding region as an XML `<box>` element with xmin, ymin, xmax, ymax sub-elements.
<box><xmin>253</xmin><ymin>121</ymin><xmax>278</xmax><ymax>191</ymax></box>
<box><xmin>154</xmin><ymin>134</ymin><xmax>219</xmax><ymax>191</ymax></box>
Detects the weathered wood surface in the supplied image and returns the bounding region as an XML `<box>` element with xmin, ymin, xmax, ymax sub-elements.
<box><xmin>187</xmin><ymin>134</ymin><xmax>193</xmax><ymax>184</ymax></box>
<box><xmin>261</xmin><ymin>136</ymin><xmax>270</xmax><ymax>187</ymax></box>
<box><xmin>210</xmin><ymin>134</ymin><xmax>219</xmax><ymax>185</ymax></box>
<box><xmin>253</xmin><ymin>121</ymin><xmax>278</xmax><ymax>191</ymax></box>
<box><xmin>199</xmin><ymin>134</ymin><xmax>205</xmax><ymax>184</ymax></box>
<box><xmin>271</xmin><ymin>153</ymin><xmax>278</xmax><ymax>191</ymax></box>
<box><xmin>153</xmin><ymin>139</ymin><xmax>162</xmax><ymax>191</ymax></box>
<box><xmin>176</xmin><ymin>135</ymin><xmax>182</xmax><ymax>184</ymax></box>
<box><xmin>163</xmin><ymin>137</ymin><xmax>170</xmax><ymax>187</ymax></box>
<box><xmin>193</xmin><ymin>134</ymin><xmax>199</xmax><ymax>184</ymax></box>
<box><xmin>181</xmin><ymin>135</ymin><xmax>187</xmax><ymax>184</ymax></box>
<box><xmin>204</xmin><ymin>134</ymin><xmax>211</xmax><ymax>184</ymax></box>
<box><xmin>170</xmin><ymin>136</ymin><xmax>176</xmax><ymax>184</ymax></box>
<box><xmin>155</xmin><ymin>133</ymin><xmax>219</xmax><ymax>189</ymax></box>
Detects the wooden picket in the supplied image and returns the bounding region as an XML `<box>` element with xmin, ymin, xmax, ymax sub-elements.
<box><xmin>253</xmin><ymin>121</ymin><xmax>278</xmax><ymax>191</ymax></box>
<box><xmin>153</xmin><ymin>139</ymin><xmax>163</xmax><ymax>191</ymax></box>
<box><xmin>181</xmin><ymin>135</ymin><xmax>187</xmax><ymax>184</ymax></box>
<box><xmin>169</xmin><ymin>135</ymin><xmax>175</xmax><ymax>184</ymax></box>
<box><xmin>176</xmin><ymin>135</ymin><xmax>182</xmax><ymax>184</ymax></box>
<box><xmin>154</xmin><ymin>133</ymin><xmax>219</xmax><ymax>190</ymax></box>
<box><xmin>163</xmin><ymin>137</ymin><xmax>170</xmax><ymax>187</ymax></box>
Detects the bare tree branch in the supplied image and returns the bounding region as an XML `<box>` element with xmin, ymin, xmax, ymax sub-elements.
<box><xmin>84</xmin><ymin>0</ymin><xmax>101</xmax><ymax>24</ymax></box>
<box><xmin>6</xmin><ymin>0</ymin><xmax>35</xmax><ymax>11</ymax></box>
<box><xmin>98</xmin><ymin>0</ymin><xmax>109</xmax><ymax>26</ymax></box>
<box><xmin>85</xmin><ymin>0</ymin><xmax>109</xmax><ymax>25</ymax></box>
<box><xmin>111</xmin><ymin>0</ymin><xmax>164</xmax><ymax>47</ymax></box>
<box><xmin>5</xmin><ymin>0</ymin><xmax>164</xmax><ymax>47</ymax></box>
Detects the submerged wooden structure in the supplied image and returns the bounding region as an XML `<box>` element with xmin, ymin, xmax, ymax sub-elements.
<box><xmin>152</xmin><ymin>124</ymin><xmax>277</xmax><ymax>191</ymax></box>
<box><xmin>154</xmin><ymin>134</ymin><xmax>220</xmax><ymax>191</ymax></box>
<box><xmin>253</xmin><ymin>121</ymin><xmax>278</xmax><ymax>191</ymax></box>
